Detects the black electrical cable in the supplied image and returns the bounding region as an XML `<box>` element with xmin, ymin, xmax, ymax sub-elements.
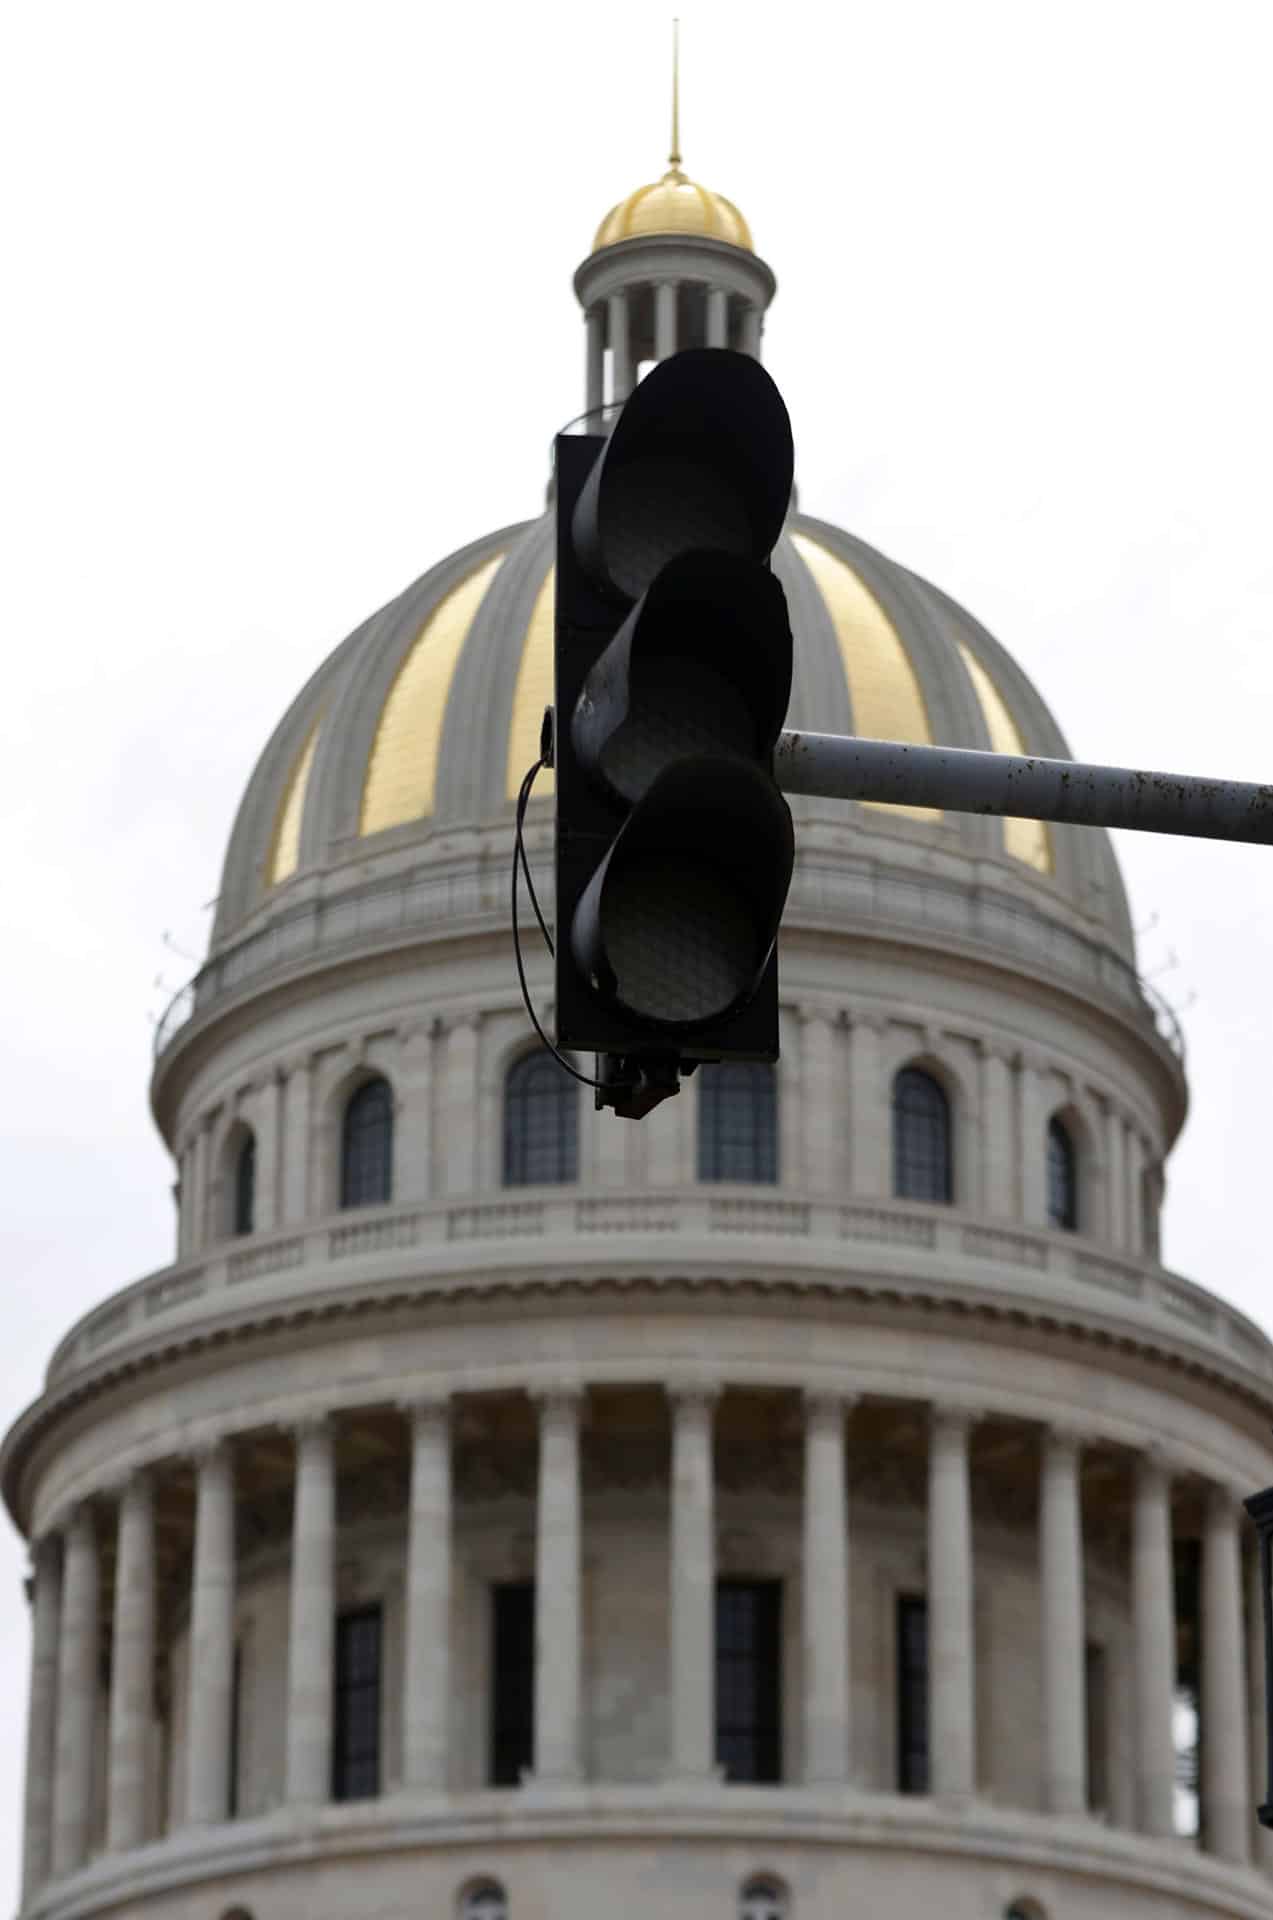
<box><xmin>512</xmin><ymin>758</ymin><xmax>608</xmax><ymax>1091</ymax></box>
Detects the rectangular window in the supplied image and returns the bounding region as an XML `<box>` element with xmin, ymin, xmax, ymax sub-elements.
<box><xmin>1084</xmin><ymin>1640</ymin><xmax>1107</xmax><ymax>1813</ymax></box>
<box><xmin>1174</xmin><ymin>1538</ymin><xmax>1202</xmax><ymax>1839</ymax></box>
<box><xmin>716</xmin><ymin>1579</ymin><xmax>782</xmax><ymax>1783</ymax></box>
<box><xmin>332</xmin><ymin>1605</ymin><xmax>382</xmax><ymax>1801</ymax></box>
<box><xmin>228</xmin><ymin>1641</ymin><xmax>242</xmax><ymax>1817</ymax></box>
<box><xmin>896</xmin><ymin>1592</ymin><xmax>929</xmax><ymax>1793</ymax></box>
<box><xmin>490</xmin><ymin>1581</ymin><xmax>535</xmax><ymax>1786</ymax></box>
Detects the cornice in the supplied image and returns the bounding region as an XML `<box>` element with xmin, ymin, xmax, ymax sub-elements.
<box><xmin>7</xmin><ymin>1250</ymin><xmax>1273</xmax><ymax>1537</ymax></box>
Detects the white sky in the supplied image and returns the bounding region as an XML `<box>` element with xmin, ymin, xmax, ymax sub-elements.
<box><xmin>2</xmin><ymin>0</ymin><xmax>1272</xmax><ymax>1899</ymax></box>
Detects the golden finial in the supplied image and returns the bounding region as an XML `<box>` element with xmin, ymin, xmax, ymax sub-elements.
<box><xmin>669</xmin><ymin>18</ymin><xmax>682</xmax><ymax>173</ymax></box>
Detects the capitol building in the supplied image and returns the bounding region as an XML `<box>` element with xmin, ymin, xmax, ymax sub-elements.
<box><xmin>8</xmin><ymin>129</ymin><xmax>1273</xmax><ymax>1920</ymax></box>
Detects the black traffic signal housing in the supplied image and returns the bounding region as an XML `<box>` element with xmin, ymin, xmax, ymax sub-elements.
<box><xmin>553</xmin><ymin>348</ymin><xmax>796</xmax><ymax>1117</ymax></box>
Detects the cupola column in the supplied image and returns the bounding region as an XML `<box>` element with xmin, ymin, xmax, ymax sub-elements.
<box><xmin>281</xmin><ymin>1057</ymin><xmax>313</xmax><ymax>1225</ymax></box>
<box><xmin>1106</xmin><ymin>1101</ymin><xmax>1128</xmax><ymax>1249</ymax></box>
<box><xmin>20</xmin><ymin>1535</ymin><xmax>62</xmax><ymax>1901</ymax></box>
<box><xmin>1131</xmin><ymin>1449</ymin><xmax>1177</xmax><ymax>1836</ymax></box>
<box><xmin>285</xmin><ymin>1415</ymin><xmax>336</xmax><ymax>1805</ymax></box>
<box><xmin>1201</xmin><ymin>1484</ymin><xmax>1250</xmax><ymax>1863</ymax></box>
<box><xmin>928</xmin><ymin>1406</ymin><xmax>977</xmax><ymax>1802</ymax></box>
<box><xmin>848</xmin><ymin>1014</ymin><xmax>888</xmax><ymax>1197</ymax></box>
<box><xmin>607</xmin><ymin>293</ymin><xmax>633</xmax><ymax>406</ymax></box>
<box><xmin>186</xmin><ymin>1441</ymin><xmax>236</xmax><ymax>1825</ymax></box>
<box><xmin>667</xmin><ymin>1382</ymin><xmax>722</xmax><ymax>1780</ymax></box>
<box><xmin>402</xmin><ymin>1396</ymin><xmax>452</xmax><ymax>1790</ymax></box>
<box><xmin>801</xmin><ymin>1009</ymin><xmax>842</xmax><ymax>1193</ymax></box>
<box><xmin>1039</xmin><ymin>1427</ymin><xmax>1087</xmax><ymax>1815</ymax></box>
<box><xmin>106</xmin><ymin>1469</ymin><xmax>155</xmax><ymax>1851</ymax></box>
<box><xmin>530</xmin><ymin>1386</ymin><xmax>584</xmax><ymax>1782</ymax></box>
<box><xmin>1017</xmin><ymin>1054</ymin><xmax>1049</xmax><ymax>1226</ymax></box>
<box><xmin>655</xmin><ymin>280</ymin><xmax>678</xmax><ymax>360</ymax></box>
<box><xmin>585</xmin><ymin>307</ymin><xmax>605</xmax><ymax>422</ymax></box>
<box><xmin>442</xmin><ymin>1016</ymin><xmax>480</xmax><ymax>1194</ymax></box>
<box><xmin>802</xmin><ymin>1391</ymin><xmax>853</xmax><ymax>1783</ymax></box>
<box><xmin>51</xmin><ymin>1503</ymin><xmax>98</xmax><ymax>1877</ymax></box>
<box><xmin>741</xmin><ymin>303</ymin><xmax>762</xmax><ymax>358</ymax></box>
<box><xmin>706</xmin><ymin>287</ymin><xmax>729</xmax><ymax>347</ymax></box>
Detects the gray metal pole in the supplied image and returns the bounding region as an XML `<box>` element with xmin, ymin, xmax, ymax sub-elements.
<box><xmin>774</xmin><ymin>731</ymin><xmax>1273</xmax><ymax>846</ymax></box>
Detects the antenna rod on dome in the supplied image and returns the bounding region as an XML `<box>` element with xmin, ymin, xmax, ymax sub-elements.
<box><xmin>669</xmin><ymin>18</ymin><xmax>682</xmax><ymax>169</ymax></box>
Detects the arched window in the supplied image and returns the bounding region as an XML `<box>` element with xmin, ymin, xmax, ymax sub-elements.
<box><xmin>892</xmin><ymin>1067</ymin><xmax>952</xmax><ymax>1203</ymax></box>
<box><xmin>1046</xmin><ymin>1116</ymin><xmax>1078</xmax><ymax>1230</ymax></box>
<box><xmin>341</xmin><ymin>1077</ymin><xmax>393</xmax><ymax>1209</ymax></box>
<box><xmin>233</xmin><ymin>1132</ymin><xmax>256</xmax><ymax>1236</ymax></box>
<box><xmin>1004</xmin><ymin>1902</ymin><xmax>1047</xmax><ymax>1920</ymax></box>
<box><xmin>698</xmin><ymin>1061</ymin><xmax>777</xmax><ymax>1183</ymax></box>
<box><xmin>461</xmin><ymin>1882</ymin><xmax>508</xmax><ymax>1920</ymax></box>
<box><xmin>503</xmin><ymin>1050</ymin><xmax>578</xmax><ymax>1186</ymax></box>
<box><xmin>741</xmin><ymin>1877</ymin><xmax>788</xmax><ymax>1920</ymax></box>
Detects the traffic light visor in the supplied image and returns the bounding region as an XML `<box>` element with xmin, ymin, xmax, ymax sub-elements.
<box><xmin>572</xmin><ymin>349</ymin><xmax>795</xmax><ymax>604</ymax></box>
<box><xmin>572</xmin><ymin>552</ymin><xmax>793</xmax><ymax>807</ymax></box>
<box><xmin>570</xmin><ymin>758</ymin><xmax>795</xmax><ymax>1030</ymax></box>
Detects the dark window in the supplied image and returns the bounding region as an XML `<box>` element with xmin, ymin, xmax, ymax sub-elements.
<box><xmin>1047</xmin><ymin>1117</ymin><xmax>1078</xmax><ymax>1230</ymax></box>
<box><xmin>716</xmin><ymin>1579</ymin><xmax>782</xmax><ymax>1783</ymax></box>
<box><xmin>892</xmin><ymin>1069</ymin><xmax>951</xmax><ymax>1204</ymax></box>
<box><xmin>1085</xmin><ymin>1640</ymin><xmax>1107</xmax><ymax>1813</ymax></box>
<box><xmin>896</xmin><ymin>1592</ymin><xmax>929</xmax><ymax>1792</ymax></box>
<box><xmin>228</xmin><ymin>1641</ymin><xmax>243</xmax><ymax>1816</ymax></box>
<box><xmin>462</xmin><ymin>1885</ymin><xmax>508</xmax><ymax>1920</ymax></box>
<box><xmin>698</xmin><ymin>1062</ymin><xmax>777</xmax><ymax>1184</ymax></box>
<box><xmin>490</xmin><ymin>1581</ymin><xmax>535</xmax><ymax>1785</ymax></box>
<box><xmin>1174</xmin><ymin>1537</ymin><xmax>1202</xmax><ymax>1838</ymax></box>
<box><xmin>332</xmin><ymin>1605</ymin><xmax>382</xmax><ymax>1800</ymax></box>
<box><xmin>741</xmin><ymin>1879</ymin><xmax>787</xmax><ymax>1920</ymax></box>
<box><xmin>503</xmin><ymin>1051</ymin><xmax>578</xmax><ymax>1186</ymax></box>
<box><xmin>233</xmin><ymin>1134</ymin><xmax>256</xmax><ymax>1236</ymax></box>
<box><xmin>341</xmin><ymin>1078</ymin><xmax>393</xmax><ymax>1209</ymax></box>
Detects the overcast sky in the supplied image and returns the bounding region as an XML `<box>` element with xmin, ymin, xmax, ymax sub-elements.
<box><xmin>2</xmin><ymin>0</ymin><xmax>1271</xmax><ymax>1900</ymax></box>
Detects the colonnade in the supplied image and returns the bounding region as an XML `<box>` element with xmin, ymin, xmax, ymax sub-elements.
<box><xmin>19</xmin><ymin>1390</ymin><xmax>1262</xmax><ymax>1903</ymax></box>
<box><xmin>582</xmin><ymin>283</ymin><xmax>764</xmax><ymax>420</ymax></box>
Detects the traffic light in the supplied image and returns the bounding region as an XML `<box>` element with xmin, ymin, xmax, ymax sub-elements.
<box><xmin>553</xmin><ymin>348</ymin><xmax>796</xmax><ymax>1117</ymax></box>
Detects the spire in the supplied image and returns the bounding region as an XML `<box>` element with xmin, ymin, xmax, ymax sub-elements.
<box><xmin>669</xmin><ymin>18</ymin><xmax>682</xmax><ymax>173</ymax></box>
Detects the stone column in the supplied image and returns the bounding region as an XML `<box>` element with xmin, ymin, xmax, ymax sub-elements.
<box><xmin>741</xmin><ymin>303</ymin><xmax>763</xmax><ymax>357</ymax></box>
<box><xmin>396</xmin><ymin>1023</ymin><xmax>434</xmax><ymax>1204</ymax></box>
<box><xmin>21</xmin><ymin>1535</ymin><xmax>62</xmax><ymax>1901</ymax></box>
<box><xmin>186</xmin><ymin>1441</ymin><xmax>236</xmax><ymax>1825</ymax></box>
<box><xmin>281</xmin><ymin>1056</ymin><xmax>313</xmax><ymax>1225</ymax></box>
<box><xmin>928</xmin><ymin>1406</ymin><xmax>976</xmax><ymax>1801</ymax></box>
<box><xmin>1039</xmin><ymin>1427</ymin><xmax>1087</xmax><ymax>1815</ymax></box>
<box><xmin>1247</xmin><ymin>1536</ymin><xmax>1273</xmax><ymax>1873</ymax></box>
<box><xmin>285</xmin><ymin>1416</ymin><xmax>336</xmax><ymax>1805</ymax></box>
<box><xmin>1106</xmin><ymin>1102</ymin><xmax>1127</xmax><ymax>1249</ymax></box>
<box><xmin>1017</xmin><ymin>1054</ymin><xmax>1048</xmax><ymax>1226</ymax></box>
<box><xmin>442</xmin><ymin>1017</ymin><xmax>479</xmax><ymax>1195</ymax></box>
<box><xmin>403</xmin><ymin>1397</ymin><xmax>451</xmax><ymax>1792</ymax></box>
<box><xmin>175</xmin><ymin>1143</ymin><xmax>192</xmax><ymax>1258</ymax></box>
<box><xmin>52</xmin><ymin>1503</ymin><xmax>98</xmax><ymax>1877</ymax></box>
<box><xmin>1125</xmin><ymin>1129</ymin><xmax>1146</xmax><ymax>1256</ymax></box>
<box><xmin>531</xmin><ymin>1388</ymin><xmax>584</xmax><ymax>1782</ymax></box>
<box><xmin>107</xmin><ymin>1471</ymin><xmax>155</xmax><ymax>1851</ymax></box>
<box><xmin>190</xmin><ymin>1121</ymin><xmax>211</xmax><ymax>1251</ymax></box>
<box><xmin>585</xmin><ymin>306</ymin><xmax>605</xmax><ymax>419</ymax></box>
<box><xmin>654</xmin><ymin>280</ymin><xmax>678</xmax><ymax>361</ymax></box>
<box><xmin>706</xmin><ymin>287</ymin><xmax>729</xmax><ymax>347</ymax></box>
<box><xmin>803</xmin><ymin>1392</ymin><xmax>852</xmax><ymax>1783</ymax></box>
<box><xmin>778</xmin><ymin>1004</ymin><xmax>801</xmax><ymax>1183</ymax></box>
<box><xmin>607</xmin><ymin>292</ymin><xmax>632</xmax><ymax>404</ymax></box>
<box><xmin>801</xmin><ymin>1009</ymin><xmax>841</xmax><ymax>1194</ymax></box>
<box><xmin>848</xmin><ymin>1014</ymin><xmax>887</xmax><ymax>1197</ymax></box>
<box><xmin>1202</xmin><ymin>1484</ymin><xmax>1250</xmax><ymax>1864</ymax></box>
<box><xmin>1131</xmin><ymin>1449</ymin><xmax>1176</xmax><ymax>1837</ymax></box>
<box><xmin>667</xmin><ymin>1383</ymin><xmax>721</xmax><ymax>1780</ymax></box>
<box><xmin>979</xmin><ymin>1043</ymin><xmax>1014</xmax><ymax>1217</ymax></box>
<box><xmin>255</xmin><ymin>1068</ymin><xmax>284</xmax><ymax>1233</ymax></box>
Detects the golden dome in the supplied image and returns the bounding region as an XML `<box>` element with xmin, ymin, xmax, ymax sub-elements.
<box><xmin>592</xmin><ymin>163</ymin><xmax>753</xmax><ymax>253</ymax></box>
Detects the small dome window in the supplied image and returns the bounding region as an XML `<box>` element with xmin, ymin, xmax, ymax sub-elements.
<box><xmin>741</xmin><ymin>1877</ymin><xmax>788</xmax><ymax>1920</ymax></box>
<box><xmin>892</xmin><ymin>1067</ymin><xmax>952</xmax><ymax>1204</ymax></box>
<box><xmin>1046</xmin><ymin>1116</ymin><xmax>1078</xmax><ymax>1231</ymax></box>
<box><xmin>698</xmin><ymin>1061</ymin><xmax>777</xmax><ymax>1184</ymax></box>
<box><xmin>461</xmin><ymin>1882</ymin><xmax>508</xmax><ymax>1920</ymax></box>
<box><xmin>341</xmin><ymin>1077</ymin><xmax>393</xmax><ymax>1209</ymax></box>
<box><xmin>1004</xmin><ymin>1901</ymin><xmax>1047</xmax><ymax>1920</ymax></box>
<box><xmin>503</xmin><ymin>1050</ymin><xmax>578</xmax><ymax>1186</ymax></box>
<box><xmin>233</xmin><ymin>1132</ymin><xmax>256</xmax><ymax>1236</ymax></box>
